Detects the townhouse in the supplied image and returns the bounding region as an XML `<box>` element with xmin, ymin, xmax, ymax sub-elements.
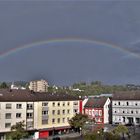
<box><xmin>112</xmin><ymin>91</ymin><xmax>140</xmax><ymax>125</ymax></box>
<box><xmin>84</xmin><ymin>96</ymin><xmax>111</xmax><ymax>125</ymax></box>
<box><xmin>0</xmin><ymin>89</ymin><xmax>82</xmax><ymax>140</ymax></box>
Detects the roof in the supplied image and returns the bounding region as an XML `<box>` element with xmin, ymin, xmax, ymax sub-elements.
<box><xmin>84</xmin><ymin>96</ymin><xmax>108</xmax><ymax>108</ymax></box>
<box><xmin>112</xmin><ymin>91</ymin><xmax>140</xmax><ymax>100</ymax></box>
<box><xmin>0</xmin><ymin>89</ymin><xmax>79</xmax><ymax>102</ymax></box>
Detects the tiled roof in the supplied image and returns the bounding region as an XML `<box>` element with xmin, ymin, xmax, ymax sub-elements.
<box><xmin>112</xmin><ymin>91</ymin><xmax>140</xmax><ymax>100</ymax></box>
<box><xmin>0</xmin><ymin>89</ymin><xmax>79</xmax><ymax>102</ymax></box>
<box><xmin>84</xmin><ymin>97</ymin><xmax>108</xmax><ymax>108</ymax></box>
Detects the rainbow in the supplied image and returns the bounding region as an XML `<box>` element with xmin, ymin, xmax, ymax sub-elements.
<box><xmin>0</xmin><ymin>38</ymin><xmax>138</xmax><ymax>59</ymax></box>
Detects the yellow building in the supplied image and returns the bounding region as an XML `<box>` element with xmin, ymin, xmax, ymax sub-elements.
<box><xmin>34</xmin><ymin>94</ymin><xmax>81</xmax><ymax>139</ymax></box>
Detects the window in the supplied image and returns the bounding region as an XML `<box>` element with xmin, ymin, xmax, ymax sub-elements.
<box><xmin>57</xmin><ymin>118</ymin><xmax>60</xmax><ymax>123</ymax></box>
<box><xmin>16</xmin><ymin>113</ymin><xmax>21</xmax><ymax>118</ymax></box>
<box><xmin>42</xmin><ymin>111</ymin><xmax>48</xmax><ymax>115</ymax></box>
<box><xmin>5</xmin><ymin>113</ymin><xmax>11</xmax><ymax>119</ymax></box>
<box><xmin>99</xmin><ymin>110</ymin><xmax>102</xmax><ymax>116</ymax></box>
<box><xmin>6</xmin><ymin>104</ymin><xmax>11</xmax><ymax>109</ymax></box>
<box><xmin>118</xmin><ymin>102</ymin><xmax>120</xmax><ymax>106</ymax></box>
<box><xmin>135</xmin><ymin>103</ymin><xmax>138</xmax><ymax>106</ymax></box>
<box><xmin>74</xmin><ymin>109</ymin><xmax>77</xmax><ymax>113</ymax></box>
<box><xmin>52</xmin><ymin>102</ymin><xmax>55</xmax><ymax>107</ymax></box>
<box><xmin>62</xmin><ymin>110</ymin><xmax>65</xmax><ymax>114</ymax></box>
<box><xmin>42</xmin><ymin>102</ymin><xmax>48</xmax><ymax>106</ymax></box>
<box><xmin>42</xmin><ymin>119</ymin><xmax>48</xmax><ymax>125</ymax></box>
<box><xmin>27</xmin><ymin>104</ymin><xmax>33</xmax><ymax>109</ymax></box>
<box><xmin>57</xmin><ymin>110</ymin><xmax>60</xmax><ymax>115</ymax></box>
<box><xmin>16</xmin><ymin>104</ymin><xmax>22</xmax><ymax>109</ymax></box>
<box><xmin>63</xmin><ymin>102</ymin><xmax>65</xmax><ymax>106</ymax></box>
<box><xmin>67</xmin><ymin>117</ymin><xmax>69</xmax><ymax>122</ymax></box>
<box><xmin>67</xmin><ymin>102</ymin><xmax>70</xmax><ymax>106</ymax></box>
<box><xmin>73</xmin><ymin>102</ymin><xmax>78</xmax><ymax>105</ymax></box>
<box><xmin>89</xmin><ymin>110</ymin><xmax>91</xmax><ymax>115</ymax></box>
<box><xmin>63</xmin><ymin>118</ymin><xmax>65</xmax><ymax>123</ymax></box>
<box><xmin>52</xmin><ymin>110</ymin><xmax>55</xmax><ymax>115</ymax></box>
<box><xmin>58</xmin><ymin>102</ymin><xmax>60</xmax><ymax>106</ymax></box>
<box><xmin>67</xmin><ymin>110</ymin><xmax>70</xmax><ymax>114</ymax></box>
<box><xmin>27</xmin><ymin>121</ymin><xmax>33</xmax><ymax>128</ymax></box>
<box><xmin>27</xmin><ymin>113</ymin><xmax>33</xmax><ymax>119</ymax></box>
<box><xmin>131</xmin><ymin>110</ymin><xmax>133</xmax><ymax>114</ymax></box>
<box><xmin>95</xmin><ymin>110</ymin><xmax>99</xmax><ymax>116</ymax></box>
<box><xmin>123</xmin><ymin>111</ymin><xmax>125</xmax><ymax>113</ymax></box>
<box><xmin>126</xmin><ymin>102</ymin><xmax>129</xmax><ymax>106</ymax></box>
<box><xmin>5</xmin><ymin>123</ymin><xmax>11</xmax><ymax>128</ymax></box>
<box><xmin>52</xmin><ymin>118</ymin><xmax>55</xmax><ymax>124</ymax></box>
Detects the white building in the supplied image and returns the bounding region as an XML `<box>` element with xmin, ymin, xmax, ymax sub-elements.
<box><xmin>112</xmin><ymin>91</ymin><xmax>140</xmax><ymax>125</ymax></box>
<box><xmin>11</xmin><ymin>83</ymin><xmax>26</xmax><ymax>90</ymax></box>
<box><xmin>29</xmin><ymin>79</ymin><xmax>49</xmax><ymax>92</ymax></box>
<box><xmin>0</xmin><ymin>89</ymin><xmax>82</xmax><ymax>140</ymax></box>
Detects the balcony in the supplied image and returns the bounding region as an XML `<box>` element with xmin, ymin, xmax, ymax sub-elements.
<box><xmin>73</xmin><ymin>105</ymin><xmax>79</xmax><ymax>109</ymax></box>
<box><xmin>112</xmin><ymin>105</ymin><xmax>140</xmax><ymax>109</ymax></box>
<box><xmin>42</xmin><ymin>115</ymin><xmax>49</xmax><ymax>120</ymax></box>
<box><xmin>42</xmin><ymin>106</ymin><xmax>49</xmax><ymax>110</ymax></box>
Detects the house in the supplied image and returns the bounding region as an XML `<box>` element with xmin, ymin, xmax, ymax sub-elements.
<box><xmin>112</xmin><ymin>91</ymin><xmax>140</xmax><ymax>125</ymax></box>
<box><xmin>0</xmin><ymin>89</ymin><xmax>82</xmax><ymax>140</ymax></box>
<box><xmin>84</xmin><ymin>96</ymin><xmax>111</xmax><ymax>125</ymax></box>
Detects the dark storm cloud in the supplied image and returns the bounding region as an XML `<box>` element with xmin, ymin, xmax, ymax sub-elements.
<box><xmin>0</xmin><ymin>0</ymin><xmax>140</xmax><ymax>85</ymax></box>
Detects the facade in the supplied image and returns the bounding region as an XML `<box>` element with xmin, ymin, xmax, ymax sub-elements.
<box><xmin>112</xmin><ymin>91</ymin><xmax>140</xmax><ymax>125</ymax></box>
<box><xmin>84</xmin><ymin>97</ymin><xmax>111</xmax><ymax>124</ymax></box>
<box><xmin>29</xmin><ymin>79</ymin><xmax>49</xmax><ymax>92</ymax></box>
<box><xmin>0</xmin><ymin>89</ymin><xmax>82</xmax><ymax>140</ymax></box>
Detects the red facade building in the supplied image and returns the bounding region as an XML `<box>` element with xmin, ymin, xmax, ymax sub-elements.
<box><xmin>84</xmin><ymin>97</ymin><xmax>111</xmax><ymax>125</ymax></box>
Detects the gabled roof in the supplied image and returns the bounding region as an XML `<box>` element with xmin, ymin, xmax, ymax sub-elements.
<box><xmin>112</xmin><ymin>91</ymin><xmax>140</xmax><ymax>100</ymax></box>
<box><xmin>0</xmin><ymin>89</ymin><xmax>79</xmax><ymax>102</ymax></box>
<box><xmin>84</xmin><ymin>96</ymin><xmax>108</xmax><ymax>108</ymax></box>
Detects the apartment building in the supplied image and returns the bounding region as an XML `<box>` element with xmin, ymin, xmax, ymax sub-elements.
<box><xmin>84</xmin><ymin>97</ymin><xmax>111</xmax><ymax>124</ymax></box>
<box><xmin>29</xmin><ymin>79</ymin><xmax>49</xmax><ymax>92</ymax></box>
<box><xmin>0</xmin><ymin>89</ymin><xmax>82</xmax><ymax>140</ymax></box>
<box><xmin>112</xmin><ymin>91</ymin><xmax>140</xmax><ymax>125</ymax></box>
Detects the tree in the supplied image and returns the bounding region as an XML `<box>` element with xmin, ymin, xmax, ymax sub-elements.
<box><xmin>113</xmin><ymin>125</ymin><xmax>128</xmax><ymax>140</ymax></box>
<box><xmin>91</xmin><ymin>81</ymin><xmax>102</xmax><ymax>86</ymax></box>
<box><xmin>7</xmin><ymin>121</ymin><xmax>28</xmax><ymax>140</ymax></box>
<box><xmin>104</xmin><ymin>132</ymin><xmax>120</xmax><ymax>140</ymax></box>
<box><xmin>69</xmin><ymin>113</ymin><xmax>88</xmax><ymax>132</ymax></box>
<box><xmin>0</xmin><ymin>82</ymin><xmax>8</xmax><ymax>89</ymax></box>
<box><xmin>84</xmin><ymin>132</ymin><xmax>102</xmax><ymax>140</ymax></box>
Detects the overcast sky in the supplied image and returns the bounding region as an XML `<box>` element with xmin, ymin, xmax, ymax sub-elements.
<box><xmin>0</xmin><ymin>0</ymin><xmax>140</xmax><ymax>86</ymax></box>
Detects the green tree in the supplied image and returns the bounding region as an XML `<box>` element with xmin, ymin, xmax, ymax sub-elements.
<box><xmin>84</xmin><ymin>132</ymin><xmax>102</xmax><ymax>140</ymax></box>
<box><xmin>113</xmin><ymin>125</ymin><xmax>128</xmax><ymax>139</ymax></box>
<box><xmin>104</xmin><ymin>132</ymin><xmax>120</xmax><ymax>140</ymax></box>
<box><xmin>7</xmin><ymin>121</ymin><xmax>28</xmax><ymax>140</ymax></box>
<box><xmin>69</xmin><ymin>113</ymin><xmax>88</xmax><ymax>131</ymax></box>
<box><xmin>0</xmin><ymin>82</ymin><xmax>8</xmax><ymax>89</ymax></box>
<box><xmin>91</xmin><ymin>81</ymin><xmax>102</xmax><ymax>86</ymax></box>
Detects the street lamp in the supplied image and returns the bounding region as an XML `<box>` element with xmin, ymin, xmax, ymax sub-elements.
<box><xmin>80</xmin><ymin>127</ymin><xmax>82</xmax><ymax>136</ymax></box>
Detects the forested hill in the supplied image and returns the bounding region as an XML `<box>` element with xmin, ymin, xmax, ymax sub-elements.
<box><xmin>0</xmin><ymin>81</ymin><xmax>140</xmax><ymax>96</ymax></box>
<box><xmin>48</xmin><ymin>81</ymin><xmax>140</xmax><ymax>96</ymax></box>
